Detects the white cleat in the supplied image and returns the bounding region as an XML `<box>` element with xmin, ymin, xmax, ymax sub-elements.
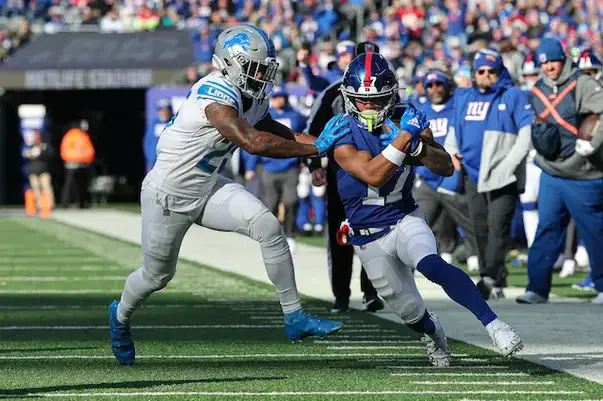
<box><xmin>486</xmin><ymin>318</ymin><xmax>523</xmax><ymax>358</ymax></box>
<box><xmin>467</xmin><ymin>255</ymin><xmax>480</xmax><ymax>272</ymax></box>
<box><xmin>575</xmin><ymin>245</ymin><xmax>590</xmax><ymax>269</ymax></box>
<box><xmin>559</xmin><ymin>259</ymin><xmax>576</xmax><ymax>278</ymax></box>
<box><xmin>422</xmin><ymin>313</ymin><xmax>452</xmax><ymax>367</ymax></box>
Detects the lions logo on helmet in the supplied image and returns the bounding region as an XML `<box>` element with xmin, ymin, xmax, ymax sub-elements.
<box><xmin>213</xmin><ymin>24</ymin><xmax>279</xmax><ymax>100</ymax></box>
<box><xmin>341</xmin><ymin>52</ymin><xmax>398</xmax><ymax>132</ymax></box>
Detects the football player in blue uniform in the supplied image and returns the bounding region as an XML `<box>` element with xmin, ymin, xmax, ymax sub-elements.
<box><xmin>328</xmin><ymin>53</ymin><xmax>523</xmax><ymax>365</ymax></box>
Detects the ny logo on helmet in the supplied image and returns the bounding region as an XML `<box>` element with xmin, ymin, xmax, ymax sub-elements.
<box><xmin>223</xmin><ymin>32</ymin><xmax>251</xmax><ymax>56</ymax></box>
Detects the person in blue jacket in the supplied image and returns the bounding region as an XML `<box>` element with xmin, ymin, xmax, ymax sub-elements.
<box><xmin>296</xmin><ymin>40</ymin><xmax>355</xmax><ymax>93</ymax></box>
<box><xmin>143</xmin><ymin>99</ymin><xmax>173</xmax><ymax>173</ymax></box>
<box><xmin>413</xmin><ymin>70</ymin><xmax>479</xmax><ymax>272</ymax></box>
<box><xmin>445</xmin><ymin>48</ymin><xmax>532</xmax><ymax>300</ymax></box>
<box><xmin>242</xmin><ymin>86</ymin><xmax>307</xmax><ymax>252</ymax></box>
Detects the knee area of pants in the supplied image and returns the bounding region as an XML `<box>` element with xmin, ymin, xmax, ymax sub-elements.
<box><xmin>416</xmin><ymin>254</ymin><xmax>449</xmax><ymax>280</ymax></box>
<box><xmin>249</xmin><ymin>209</ymin><xmax>282</xmax><ymax>242</ymax></box>
<box><xmin>398</xmin><ymin>294</ymin><xmax>425</xmax><ymax>324</ymax></box>
<box><xmin>141</xmin><ymin>265</ymin><xmax>174</xmax><ymax>289</ymax></box>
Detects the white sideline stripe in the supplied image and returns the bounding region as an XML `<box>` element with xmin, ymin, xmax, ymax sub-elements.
<box><xmin>342</xmin><ymin>329</ymin><xmax>396</xmax><ymax>333</ymax></box>
<box><xmin>0</xmin><ymin>353</ymin><xmax>433</xmax><ymax>360</ymax></box>
<box><xmin>1</xmin><ymin>276</ymin><xmax>126</xmax><ymax>282</ymax></box>
<box><xmin>328</xmin><ymin>336</ymin><xmax>411</xmax><ymax>340</ymax></box>
<box><xmin>315</xmin><ymin>340</ymin><xmax>419</xmax><ymax>344</ymax></box>
<box><xmin>392</xmin><ymin>372</ymin><xmax>529</xmax><ymax>377</ymax></box>
<box><xmin>542</xmin><ymin>355</ymin><xmax>603</xmax><ymax>360</ymax></box>
<box><xmin>412</xmin><ymin>381</ymin><xmax>553</xmax><ymax>385</ymax></box>
<box><xmin>0</xmin><ymin>325</ymin><xmax>283</xmax><ymax>330</ymax></box>
<box><xmin>0</xmin><ymin>304</ymin><xmax>216</xmax><ymax>310</ymax></box>
<box><xmin>0</xmin><ymin>289</ymin><xmax>183</xmax><ymax>294</ymax></box>
<box><xmin>0</xmin><ymin>266</ymin><xmax>126</xmax><ymax>272</ymax></box>
<box><xmin>0</xmin><ymin>391</ymin><xmax>583</xmax><ymax>398</ymax></box>
<box><xmin>328</xmin><ymin>346</ymin><xmax>424</xmax><ymax>350</ymax></box>
<box><xmin>458</xmin><ymin>399</ymin><xmax>602</xmax><ymax>401</ymax></box>
<box><xmin>387</xmin><ymin>365</ymin><xmax>510</xmax><ymax>370</ymax></box>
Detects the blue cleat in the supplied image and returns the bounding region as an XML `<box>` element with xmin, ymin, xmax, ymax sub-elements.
<box><xmin>108</xmin><ymin>300</ymin><xmax>135</xmax><ymax>365</ymax></box>
<box><xmin>284</xmin><ymin>310</ymin><xmax>343</xmax><ymax>341</ymax></box>
<box><xmin>572</xmin><ymin>274</ymin><xmax>595</xmax><ymax>291</ymax></box>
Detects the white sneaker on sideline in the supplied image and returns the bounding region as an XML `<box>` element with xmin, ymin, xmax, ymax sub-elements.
<box><xmin>559</xmin><ymin>259</ymin><xmax>576</xmax><ymax>278</ymax></box>
<box><xmin>575</xmin><ymin>245</ymin><xmax>590</xmax><ymax>269</ymax></box>
<box><xmin>440</xmin><ymin>253</ymin><xmax>453</xmax><ymax>264</ymax></box>
<box><xmin>591</xmin><ymin>293</ymin><xmax>603</xmax><ymax>305</ymax></box>
<box><xmin>467</xmin><ymin>255</ymin><xmax>480</xmax><ymax>272</ymax></box>
<box><xmin>486</xmin><ymin>318</ymin><xmax>523</xmax><ymax>357</ymax></box>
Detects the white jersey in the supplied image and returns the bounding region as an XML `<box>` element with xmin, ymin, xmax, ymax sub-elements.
<box><xmin>146</xmin><ymin>72</ymin><xmax>269</xmax><ymax>210</ymax></box>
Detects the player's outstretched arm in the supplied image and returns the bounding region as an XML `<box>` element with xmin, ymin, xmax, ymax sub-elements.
<box><xmin>206</xmin><ymin>103</ymin><xmax>320</xmax><ymax>158</ymax></box>
<box><xmin>334</xmin><ymin>132</ymin><xmax>413</xmax><ymax>188</ymax></box>
<box><xmin>254</xmin><ymin>113</ymin><xmax>316</xmax><ymax>145</ymax></box>
<box><xmin>416</xmin><ymin>128</ymin><xmax>454</xmax><ymax>177</ymax></box>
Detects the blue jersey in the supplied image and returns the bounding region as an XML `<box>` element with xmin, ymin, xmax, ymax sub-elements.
<box><xmin>417</xmin><ymin>99</ymin><xmax>455</xmax><ymax>189</ymax></box>
<box><xmin>333</xmin><ymin>115</ymin><xmax>417</xmax><ymax>246</ymax></box>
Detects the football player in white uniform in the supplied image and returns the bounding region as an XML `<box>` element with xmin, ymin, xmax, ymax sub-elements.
<box><xmin>108</xmin><ymin>24</ymin><xmax>348</xmax><ymax>365</ymax></box>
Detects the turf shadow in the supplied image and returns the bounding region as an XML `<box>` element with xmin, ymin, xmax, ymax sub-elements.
<box><xmin>1</xmin><ymin>376</ymin><xmax>284</xmax><ymax>396</ymax></box>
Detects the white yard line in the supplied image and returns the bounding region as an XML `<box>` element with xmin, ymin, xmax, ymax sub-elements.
<box><xmin>0</xmin><ymin>289</ymin><xmax>182</xmax><ymax>294</ymax></box>
<box><xmin>0</xmin><ymin>353</ymin><xmax>439</xmax><ymax>360</ymax></box>
<box><xmin>327</xmin><ymin>345</ymin><xmax>425</xmax><ymax>350</ymax></box>
<box><xmin>412</xmin><ymin>381</ymin><xmax>553</xmax><ymax>385</ymax></box>
<box><xmin>387</xmin><ymin>365</ymin><xmax>510</xmax><ymax>370</ymax></box>
<box><xmin>0</xmin><ymin>325</ymin><xmax>283</xmax><ymax>330</ymax></box>
<box><xmin>314</xmin><ymin>340</ymin><xmax>418</xmax><ymax>344</ymax></box>
<box><xmin>0</xmin><ymin>391</ymin><xmax>583</xmax><ymax>398</ymax></box>
<box><xmin>1</xmin><ymin>276</ymin><xmax>127</xmax><ymax>281</ymax></box>
<box><xmin>392</xmin><ymin>372</ymin><xmax>529</xmax><ymax>376</ymax></box>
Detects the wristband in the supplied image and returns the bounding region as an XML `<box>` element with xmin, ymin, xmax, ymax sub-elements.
<box><xmin>410</xmin><ymin>140</ymin><xmax>424</xmax><ymax>157</ymax></box>
<box><xmin>382</xmin><ymin>144</ymin><xmax>407</xmax><ymax>166</ymax></box>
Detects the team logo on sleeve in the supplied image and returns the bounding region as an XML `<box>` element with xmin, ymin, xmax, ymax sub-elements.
<box><xmin>465</xmin><ymin>102</ymin><xmax>490</xmax><ymax>121</ymax></box>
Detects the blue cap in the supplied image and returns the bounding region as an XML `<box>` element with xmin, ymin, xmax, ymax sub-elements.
<box><xmin>423</xmin><ymin>70</ymin><xmax>449</xmax><ymax>88</ymax></box>
<box><xmin>336</xmin><ymin>40</ymin><xmax>356</xmax><ymax>57</ymax></box>
<box><xmin>156</xmin><ymin>99</ymin><xmax>171</xmax><ymax>110</ymax></box>
<box><xmin>272</xmin><ymin>86</ymin><xmax>288</xmax><ymax>98</ymax></box>
<box><xmin>537</xmin><ymin>38</ymin><xmax>566</xmax><ymax>63</ymax></box>
<box><xmin>472</xmin><ymin>48</ymin><xmax>504</xmax><ymax>72</ymax></box>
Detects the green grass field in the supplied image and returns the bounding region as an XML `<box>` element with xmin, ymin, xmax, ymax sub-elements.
<box><xmin>1</xmin><ymin>216</ymin><xmax>602</xmax><ymax>400</ymax></box>
<box><xmin>108</xmin><ymin>203</ymin><xmax>594</xmax><ymax>299</ymax></box>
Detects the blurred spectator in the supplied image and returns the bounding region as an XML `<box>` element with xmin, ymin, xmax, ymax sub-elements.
<box><xmin>22</xmin><ymin>129</ymin><xmax>54</xmax><ymax>218</ymax></box>
<box><xmin>60</xmin><ymin>121</ymin><xmax>95</xmax><ymax>209</ymax></box>
<box><xmin>100</xmin><ymin>9</ymin><xmax>124</xmax><ymax>33</ymax></box>
<box><xmin>143</xmin><ymin>99</ymin><xmax>172</xmax><ymax>174</ymax></box>
<box><xmin>297</xmin><ymin>40</ymin><xmax>354</xmax><ymax>93</ymax></box>
<box><xmin>517</xmin><ymin>38</ymin><xmax>603</xmax><ymax>304</ymax></box>
<box><xmin>445</xmin><ymin>49</ymin><xmax>531</xmax><ymax>300</ymax></box>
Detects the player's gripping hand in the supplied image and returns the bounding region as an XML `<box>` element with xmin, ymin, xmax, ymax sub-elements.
<box><xmin>380</xmin><ymin>108</ymin><xmax>429</xmax><ymax>154</ymax></box>
<box><xmin>314</xmin><ymin>114</ymin><xmax>351</xmax><ymax>154</ymax></box>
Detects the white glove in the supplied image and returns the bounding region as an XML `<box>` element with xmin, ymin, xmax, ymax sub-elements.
<box><xmin>575</xmin><ymin>139</ymin><xmax>595</xmax><ymax>157</ymax></box>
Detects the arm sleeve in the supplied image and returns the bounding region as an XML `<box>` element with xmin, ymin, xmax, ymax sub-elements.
<box><xmin>576</xmin><ymin>75</ymin><xmax>603</xmax><ymax>149</ymax></box>
<box><xmin>300</xmin><ymin>65</ymin><xmax>330</xmax><ymax>93</ymax></box>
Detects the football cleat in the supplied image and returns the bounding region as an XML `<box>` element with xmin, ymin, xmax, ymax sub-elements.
<box><xmin>559</xmin><ymin>259</ymin><xmax>577</xmax><ymax>278</ymax></box>
<box><xmin>572</xmin><ymin>274</ymin><xmax>595</xmax><ymax>291</ymax></box>
<box><xmin>284</xmin><ymin>310</ymin><xmax>343</xmax><ymax>341</ymax></box>
<box><xmin>516</xmin><ymin>291</ymin><xmax>547</xmax><ymax>304</ymax></box>
<box><xmin>108</xmin><ymin>300</ymin><xmax>135</xmax><ymax>365</ymax></box>
<box><xmin>422</xmin><ymin>313</ymin><xmax>452</xmax><ymax>367</ymax></box>
<box><xmin>486</xmin><ymin>318</ymin><xmax>523</xmax><ymax>357</ymax></box>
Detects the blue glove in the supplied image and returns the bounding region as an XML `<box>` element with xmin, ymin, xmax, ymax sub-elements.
<box><xmin>380</xmin><ymin>118</ymin><xmax>400</xmax><ymax>147</ymax></box>
<box><xmin>314</xmin><ymin>114</ymin><xmax>351</xmax><ymax>154</ymax></box>
<box><xmin>399</xmin><ymin>105</ymin><xmax>430</xmax><ymax>138</ymax></box>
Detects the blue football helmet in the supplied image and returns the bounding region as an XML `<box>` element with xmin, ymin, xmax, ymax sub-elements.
<box><xmin>340</xmin><ymin>52</ymin><xmax>398</xmax><ymax>131</ymax></box>
<box><xmin>577</xmin><ymin>49</ymin><xmax>602</xmax><ymax>80</ymax></box>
